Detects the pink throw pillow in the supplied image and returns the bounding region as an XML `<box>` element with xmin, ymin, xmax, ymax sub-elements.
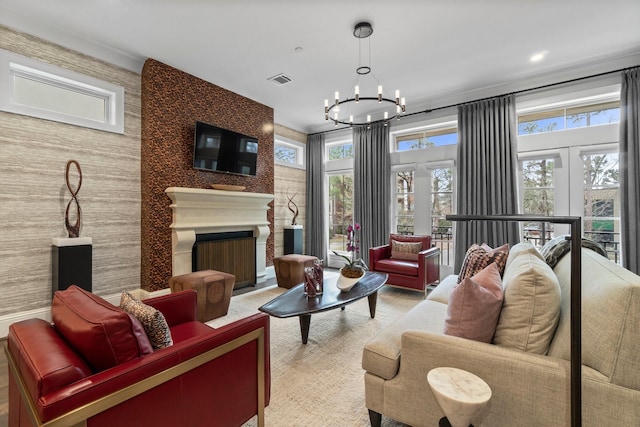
<box><xmin>444</xmin><ymin>263</ymin><xmax>504</xmax><ymax>343</ymax></box>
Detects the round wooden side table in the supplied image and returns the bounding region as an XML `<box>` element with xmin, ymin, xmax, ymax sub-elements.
<box><xmin>427</xmin><ymin>367</ymin><xmax>492</xmax><ymax>427</ymax></box>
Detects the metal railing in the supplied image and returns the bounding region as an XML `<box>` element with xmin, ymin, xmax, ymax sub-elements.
<box><xmin>584</xmin><ymin>230</ymin><xmax>620</xmax><ymax>264</ymax></box>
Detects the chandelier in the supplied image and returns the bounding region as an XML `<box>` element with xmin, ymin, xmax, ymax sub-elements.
<box><xmin>324</xmin><ymin>22</ymin><xmax>406</xmax><ymax>127</ymax></box>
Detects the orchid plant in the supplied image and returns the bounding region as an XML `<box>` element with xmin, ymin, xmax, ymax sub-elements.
<box><xmin>333</xmin><ymin>222</ymin><xmax>368</xmax><ymax>272</ymax></box>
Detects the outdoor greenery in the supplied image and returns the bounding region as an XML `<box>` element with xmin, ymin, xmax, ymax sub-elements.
<box><xmin>328</xmin><ymin>173</ymin><xmax>353</xmax><ymax>250</ymax></box>
<box><xmin>327</xmin><ymin>143</ymin><xmax>353</xmax><ymax>160</ymax></box>
<box><xmin>274</xmin><ymin>144</ymin><xmax>296</xmax><ymax>163</ymax></box>
<box><xmin>394</xmin><ymin>168</ymin><xmax>453</xmax><ymax>235</ymax></box>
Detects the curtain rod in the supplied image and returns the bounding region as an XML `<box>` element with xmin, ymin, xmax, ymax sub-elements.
<box><xmin>308</xmin><ymin>64</ymin><xmax>638</xmax><ymax>137</ymax></box>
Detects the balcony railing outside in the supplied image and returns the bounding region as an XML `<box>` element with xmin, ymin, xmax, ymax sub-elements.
<box><xmin>521</xmin><ymin>223</ymin><xmax>620</xmax><ymax>264</ymax></box>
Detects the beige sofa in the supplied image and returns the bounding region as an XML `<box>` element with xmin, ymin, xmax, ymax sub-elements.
<box><xmin>363</xmin><ymin>242</ymin><xmax>640</xmax><ymax>426</ymax></box>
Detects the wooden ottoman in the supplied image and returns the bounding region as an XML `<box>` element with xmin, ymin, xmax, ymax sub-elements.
<box><xmin>169</xmin><ymin>270</ymin><xmax>235</xmax><ymax>322</ymax></box>
<box><xmin>273</xmin><ymin>254</ymin><xmax>318</xmax><ymax>289</ymax></box>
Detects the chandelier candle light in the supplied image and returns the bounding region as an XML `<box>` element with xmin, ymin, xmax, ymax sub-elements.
<box><xmin>324</xmin><ymin>22</ymin><xmax>406</xmax><ymax>127</ymax></box>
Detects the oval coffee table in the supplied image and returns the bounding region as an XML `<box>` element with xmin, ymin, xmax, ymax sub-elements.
<box><xmin>258</xmin><ymin>271</ymin><xmax>388</xmax><ymax>344</ymax></box>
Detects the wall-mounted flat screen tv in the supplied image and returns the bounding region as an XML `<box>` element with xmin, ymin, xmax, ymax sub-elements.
<box><xmin>193</xmin><ymin>121</ymin><xmax>258</xmax><ymax>176</ymax></box>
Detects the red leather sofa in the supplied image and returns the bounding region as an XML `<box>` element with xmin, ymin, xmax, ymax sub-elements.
<box><xmin>369</xmin><ymin>234</ymin><xmax>440</xmax><ymax>294</ymax></box>
<box><xmin>5</xmin><ymin>286</ymin><xmax>270</xmax><ymax>427</ymax></box>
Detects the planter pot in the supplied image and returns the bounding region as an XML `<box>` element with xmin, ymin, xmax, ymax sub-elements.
<box><xmin>337</xmin><ymin>266</ymin><xmax>365</xmax><ymax>292</ymax></box>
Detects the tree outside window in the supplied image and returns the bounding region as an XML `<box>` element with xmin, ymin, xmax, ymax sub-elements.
<box><xmin>395</xmin><ymin>170</ymin><xmax>414</xmax><ymax>234</ymax></box>
<box><xmin>521</xmin><ymin>159</ymin><xmax>555</xmax><ymax>246</ymax></box>
<box><xmin>328</xmin><ymin>173</ymin><xmax>353</xmax><ymax>252</ymax></box>
<box><xmin>327</xmin><ymin>143</ymin><xmax>353</xmax><ymax>160</ymax></box>
<box><xmin>275</xmin><ymin>144</ymin><xmax>297</xmax><ymax>164</ymax></box>
<box><xmin>583</xmin><ymin>153</ymin><xmax>620</xmax><ymax>261</ymax></box>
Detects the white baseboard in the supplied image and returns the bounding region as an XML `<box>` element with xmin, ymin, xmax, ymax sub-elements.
<box><xmin>0</xmin><ymin>288</ymin><xmax>170</xmax><ymax>339</ymax></box>
<box><xmin>264</xmin><ymin>265</ymin><xmax>275</xmax><ymax>280</ymax></box>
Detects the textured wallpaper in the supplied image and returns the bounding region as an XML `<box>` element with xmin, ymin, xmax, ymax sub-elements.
<box><xmin>0</xmin><ymin>25</ymin><xmax>141</xmax><ymax>315</ymax></box>
<box><xmin>141</xmin><ymin>59</ymin><xmax>275</xmax><ymax>292</ymax></box>
<box><xmin>273</xmin><ymin>124</ymin><xmax>307</xmax><ymax>256</ymax></box>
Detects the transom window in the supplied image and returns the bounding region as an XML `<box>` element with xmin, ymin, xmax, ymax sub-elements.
<box><xmin>394</xmin><ymin>126</ymin><xmax>457</xmax><ymax>152</ymax></box>
<box><xmin>327</xmin><ymin>141</ymin><xmax>354</xmax><ymax>160</ymax></box>
<box><xmin>518</xmin><ymin>101</ymin><xmax>620</xmax><ymax>135</ymax></box>
<box><xmin>0</xmin><ymin>48</ymin><xmax>124</xmax><ymax>134</ymax></box>
<box><xmin>274</xmin><ymin>138</ymin><xmax>305</xmax><ymax>168</ymax></box>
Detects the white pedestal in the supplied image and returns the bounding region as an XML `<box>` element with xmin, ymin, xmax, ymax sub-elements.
<box><xmin>427</xmin><ymin>367</ymin><xmax>492</xmax><ymax>427</ymax></box>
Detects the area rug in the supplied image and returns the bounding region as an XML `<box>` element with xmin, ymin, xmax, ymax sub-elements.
<box><xmin>208</xmin><ymin>279</ymin><xmax>423</xmax><ymax>427</ymax></box>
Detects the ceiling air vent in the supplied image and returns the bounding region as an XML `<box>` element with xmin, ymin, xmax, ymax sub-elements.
<box><xmin>267</xmin><ymin>73</ymin><xmax>293</xmax><ymax>86</ymax></box>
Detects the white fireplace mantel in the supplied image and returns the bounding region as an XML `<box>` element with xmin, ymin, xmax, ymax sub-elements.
<box><xmin>165</xmin><ymin>187</ymin><xmax>273</xmax><ymax>282</ymax></box>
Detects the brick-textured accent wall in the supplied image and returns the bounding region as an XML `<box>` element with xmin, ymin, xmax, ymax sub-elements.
<box><xmin>141</xmin><ymin>59</ymin><xmax>274</xmax><ymax>292</ymax></box>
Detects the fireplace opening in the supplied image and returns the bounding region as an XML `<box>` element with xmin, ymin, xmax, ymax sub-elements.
<box><xmin>192</xmin><ymin>231</ymin><xmax>257</xmax><ymax>289</ymax></box>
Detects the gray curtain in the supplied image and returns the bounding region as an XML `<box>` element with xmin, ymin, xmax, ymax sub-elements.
<box><xmin>353</xmin><ymin>122</ymin><xmax>390</xmax><ymax>266</ymax></box>
<box><xmin>454</xmin><ymin>94</ymin><xmax>520</xmax><ymax>271</ymax></box>
<box><xmin>305</xmin><ymin>133</ymin><xmax>326</xmax><ymax>260</ymax></box>
<box><xmin>620</xmin><ymin>67</ymin><xmax>640</xmax><ymax>274</ymax></box>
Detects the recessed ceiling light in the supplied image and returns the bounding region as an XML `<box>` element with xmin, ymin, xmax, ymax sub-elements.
<box><xmin>530</xmin><ymin>51</ymin><xmax>548</xmax><ymax>63</ymax></box>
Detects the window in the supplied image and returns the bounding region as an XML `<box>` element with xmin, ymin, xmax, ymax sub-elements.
<box><xmin>327</xmin><ymin>141</ymin><xmax>353</xmax><ymax>160</ymax></box>
<box><xmin>430</xmin><ymin>168</ymin><xmax>454</xmax><ymax>266</ymax></box>
<box><xmin>274</xmin><ymin>138</ymin><xmax>304</xmax><ymax>168</ymax></box>
<box><xmin>394</xmin><ymin>126</ymin><xmax>457</xmax><ymax>152</ymax></box>
<box><xmin>394</xmin><ymin>170</ymin><xmax>414</xmax><ymax>234</ymax></box>
<box><xmin>328</xmin><ymin>173</ymin><xmax>354</xmax><ymax>253</ymax></box>
<box><xmin>517</xmin><ymin>87</ymin><xmax>621</xmax><ymax>263</ymax></box>
<box><xmin>582</xmin><ymin>152</ymin><xmax>620</xmax><ymax>262</ymax></box>
<box><xmin>518</xmin><ymin>101</ymin><xmax>620</xmax><ymax>135</ymax></box>
<box><xmin>431</xmin><ymin>168</ymin><xmax>454</xmax><ymax>234</ymax></box>
<box><xmin>0</xmin><ymin>48</ymin><xmax>124</xmax><ymax>134</ymax></box>
<box><xmin>520</xmin><ymin>158</ymin><xmax>556</xmax><ymax>246</ymax></box>
<box><xmin>391</xmin><ymin>120</ymin><xmax>457</xmax><ymax>267</ymax></box>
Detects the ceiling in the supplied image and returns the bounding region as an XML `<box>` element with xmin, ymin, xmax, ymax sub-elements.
<box><xmin>1</xmin><ymin>0</ymin><xmax>639</xmax><ymax>134</ymax></box>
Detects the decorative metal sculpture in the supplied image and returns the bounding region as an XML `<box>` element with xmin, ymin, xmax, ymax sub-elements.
<box><xmin>65</xmin><ymin>160</ymin><xmax>82</xmax><ymax>238</ymax></box>
<box><xmin>286</xmin><ymin>190</ymin><xmax>299</xmax><ymax>226</ymax></box>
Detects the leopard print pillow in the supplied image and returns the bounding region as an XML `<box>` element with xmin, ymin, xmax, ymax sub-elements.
<box><xmin>120</xmin><ymin>291</ymin><xmax>173</xmax><ymax>350</ymax></box>
<box><xmin>457</xmin><ymin>243</ymin><xmax>509</xmax><ymax>283</ymax></box>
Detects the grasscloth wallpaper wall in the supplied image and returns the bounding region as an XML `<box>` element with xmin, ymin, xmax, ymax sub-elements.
<box><xmin>0</xmin><ymin>25</ymin><xmax>297</xmax><ymax>317</ymax></box>
<box><xmin>0</xmin><ymin>25</ymin><xmax>141</xmax><ymax>315</ymax></box>
<box><xmin>141</xmin><ymin>59</ymin><xmax>275</xmax><ymax>292</ymax></box>
<box><xmin>273</xmin><ymin>125</ymin><xmax>307</xmax><ymax>257</ymax></box>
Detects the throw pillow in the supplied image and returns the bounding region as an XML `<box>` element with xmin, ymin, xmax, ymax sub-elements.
<box><xmin>51</xmin><ymin>285</ymin><xmax>142</xmax><ymax>371</ymax></box>
<box><xmin>457</xmin><ymin>243</ymin><xmax>509</xmax><ymax>283</ymax></box>
<box><xmin>504</xmin><ymin>241</ymin><xmax>544</xmax><ymax>271</ymax></box>
<box><xmin>127</xmin><ymin>313</ymin><xmax>154</xmax><ymax>356</ymax></box>
<box><xmin>120</xmin><ymin>291</ymin><xmax>173</xmax><ymax>350</ymax></box>
<box><xmin>391</xmin><ymin>240</ymin><xmax>422</xmax><ymax>261</ymax></box>
<box><xmin>492</xmin><ymin>251</ymin><xmax>561</xmax><ymax>354</ymax></box>
<box><xmin>540</xmin><ymin>235</ymin><xmax>608</xmax><ymax>269</ymax></box>
<box><xmin>444</xmin><ymin>263</ymin><xmax>504</xmax><ymax>343</ymax></box>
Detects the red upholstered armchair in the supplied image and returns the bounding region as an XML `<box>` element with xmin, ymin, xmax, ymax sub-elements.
<box><xmin>369</xmin><ymin>234</ymin><xmax>440</xmax><ymax>294</ymax></box>
<box><xmin>6</xmin><ymin>286</ymin><xmax>270</xmax><ymax>427</ymax></box>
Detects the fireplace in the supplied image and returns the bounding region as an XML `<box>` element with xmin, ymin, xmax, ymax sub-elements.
<box><xmin>192</xmin><ymin>231</ymin><xmax>256</xmax><ymax>288</ymax></box>
<box><xmin>165</xmin><ymin>187</ymin><xmax>273</xmax><ymax>283</ymax></box>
